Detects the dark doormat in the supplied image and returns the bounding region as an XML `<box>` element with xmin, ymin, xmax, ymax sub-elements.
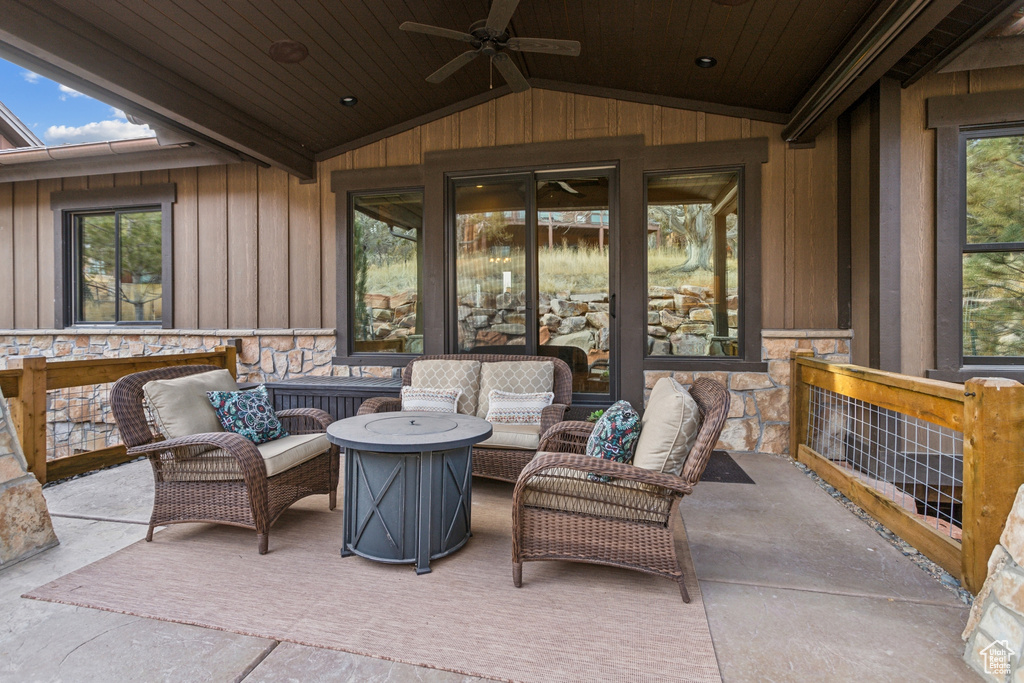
<box><xmin>700</xmin><ymin>451</ymin><xmax>755</xmax><ymax>484</ymax></box>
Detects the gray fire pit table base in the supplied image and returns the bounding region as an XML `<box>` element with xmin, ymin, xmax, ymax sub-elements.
<box><xmin>327</xmin><ymin>412</ymin><xmax>492</xmax><ymax>574</ymax></box>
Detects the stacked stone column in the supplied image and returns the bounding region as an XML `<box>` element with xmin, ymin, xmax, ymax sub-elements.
<box><xmin>0</xmin><ymin>394</ymin><xmax>57</xmax><ymax>568</ymax></box>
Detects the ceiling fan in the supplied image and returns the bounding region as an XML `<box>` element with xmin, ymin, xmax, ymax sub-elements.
<box><xmin>399</xmin><ymin>0</ymin><xmax>580</xmax><ymax>93</ymax></box>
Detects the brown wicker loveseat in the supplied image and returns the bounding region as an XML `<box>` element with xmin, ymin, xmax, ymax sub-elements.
<box><xmin>357</xmin><ymin>354</ymin><xmax>573</xmax><ymax>482</ymax></box>
<box><xmin>511</xmin><ymin>377</ymin><xmax>730</xmax><ymax>601</ymax></box>
<box><xmin>110</xmin><ymin>364</ymin><xmax>339</xmax><ymax>554</ymax></box>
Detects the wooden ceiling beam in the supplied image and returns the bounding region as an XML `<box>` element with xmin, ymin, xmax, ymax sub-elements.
<box><xmin>0</xmin><ymin>1</ymin><xmax>316</xmax><ymax>179</ymax></box>
<box><xmin>782</xmin><ymin>0</ymin><xmax>962</xmax><ymax>144</ymax></box>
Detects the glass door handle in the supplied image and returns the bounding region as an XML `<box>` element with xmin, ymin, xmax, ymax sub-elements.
<box><xmin>610</xmin><ymin>293</ymin><xmax>616</xmax><ymax>318</ymax></box>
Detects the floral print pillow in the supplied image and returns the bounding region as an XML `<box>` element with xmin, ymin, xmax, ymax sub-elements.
<box><xmin>585</xmin><ymin>400</ymin><xmax>641</xmax><ymax>482</ymax></box>
<box><xmin>206</xmin><ymin>385</ymin><xmax>288</xmax><ymax>444</ymax></box>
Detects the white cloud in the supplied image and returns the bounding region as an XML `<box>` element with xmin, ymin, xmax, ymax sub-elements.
<box><xmin>22</xmin><ymin>71</ymin><xmax>40</xmax><ymax>83</ymax></box>
<box><xmin>58</xmin><ymin>84</ymin><xmax>84</xmax><ymax>101</ymax></box>
<box><xmin>43</xmin><ymin>119</ymin><xmax>155</xmax><ymax>145</ymax></box>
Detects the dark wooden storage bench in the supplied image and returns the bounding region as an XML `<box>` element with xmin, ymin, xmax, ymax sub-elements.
<box><xmin>264</xmin><ymin>376</ymin><xmax>402</xmax><ymax>421</ymax></box>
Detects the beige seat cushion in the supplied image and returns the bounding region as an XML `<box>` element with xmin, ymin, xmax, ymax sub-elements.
<box><xmin>259</xmin><ymin>433</ymin><xmax>331</xmax><ymax>477</ymax></box>
<box><xmin>632</xmin><ymin>377</ymin><xmax>701</xmax><ymax>477</ymax></box>
<box><xmin>521</xmin><ymin>457</ymin><xmax>671</xmax><ymax>523</ymax></box>
<box><xmin>476</xmin><ymin>361</ymin><xmax>554</xmax><ymax>418</ymax></box>
<box><xmin>411</xmin><ymin>359</ymin><xmax>481</xmax><ymax>415</ymax></box>
<box><xmin>143</xmin><ymin>369</ymin><xmax>239</xmax><ymax>439</ymax></box>
<box><xmin>160</xmin><ymin>433</ymin><xmax>329</xmax><ymax>481</ymax></box>
<box><xmin>476</xmin><ymin>424</ymin><xmax>542</xmax><ymax>450</ymax></box>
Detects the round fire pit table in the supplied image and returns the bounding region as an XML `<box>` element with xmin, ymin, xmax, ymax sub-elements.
<box><xmin>327</xmin><ymin>411</ymin><xmax>492</xmax><ymax>574</ymax></box>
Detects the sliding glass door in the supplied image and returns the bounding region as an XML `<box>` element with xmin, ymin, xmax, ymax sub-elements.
<box><xmin>451</xmin><ymin>169</ymin><xmax>614</xmax><ymax>397</ymax></box>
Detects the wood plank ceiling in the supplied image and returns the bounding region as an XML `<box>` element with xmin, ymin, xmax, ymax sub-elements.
<box><xmin>0</xmin><ymin>0</ymin><xmax>1014</xmax><ymax>178</ymax></box>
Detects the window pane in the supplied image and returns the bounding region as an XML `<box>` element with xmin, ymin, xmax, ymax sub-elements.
<box><xmin>453</xmin><ymin>178</ymin><xmax>528</xmax><ymax>353</ymax></box>
<box><xmin>76</xmin><ymin>214</ymin><xmax>117</xmax><ymax>322</ymax></box>
<box><xmin>966</xmin><ymin>135</ymin><xmax>1024</xmax><ymax>245</ymax></box>
<box><xmin>537</xmin><ymin>176</ymin><xmax>610</xmax><ymax>394</ymax></box>
<box><xmin>646</xmin><ymin>172</ymin><xmax>739</xmax><ymax>357</ymax></box>
<box><xmin>963</xmin><ymin>252</ymin><xmax>1024</xmax><ymax>357</ymax></box>
<box><xmin>118</xmin><ymin>211</ymin><xmax>162</xmax><ymax>322</ymax></box>
<box><xmin>351</xmin><ymin>192</ymin><xmax>423</xmax><ymax>353</ymax></box>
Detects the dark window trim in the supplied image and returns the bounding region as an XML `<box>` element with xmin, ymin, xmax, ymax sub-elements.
<box><xmin>51</xmin><ymin>184</ymin><xmax>175</xmax><ymax>329</ymax></box>
<box><xmin>639</xmin><ymin>138</ymin><xmax>769</xmax><ymax>373</ymax></box>
<box><xmin>928</xmin><ymin>89</ymin><xmax>1024</xmax><ymax>382</ymax></box>
<box><xmin>330</xmin><ymin>166</ymin><xmax>425</xmax><ymax>366</ymax></box>
<box><xmin>642</xmin><ymin>165</ymin><xmax>746</xmax><ymax>363</ymax></box>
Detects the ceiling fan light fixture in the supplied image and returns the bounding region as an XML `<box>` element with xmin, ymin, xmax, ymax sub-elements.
<box><xmin>268</xmin><ymin>40</ymin><xmax>309</xmax><ymax>64</ymax></box>
<box><xmin>695</xmin><ymin>56</ymin><xmax>718</xmax><ymax>68</ymax></box>
<box><xmin>340</xmin><ymin>96</ymin><xmax>358</xmax><ymax>107</ymax></box>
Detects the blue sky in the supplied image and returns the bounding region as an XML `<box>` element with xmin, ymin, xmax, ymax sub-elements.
<box><xmin>0</xmin><ymin>56</ymin><xmax>153</xmax><ymax>146</ymax></box>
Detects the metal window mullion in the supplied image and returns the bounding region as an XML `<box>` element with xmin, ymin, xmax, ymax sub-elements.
<box><xmin>114</xmin><ymin>210</ymin><xmax>125</xmax><ymax>324</ymax></box>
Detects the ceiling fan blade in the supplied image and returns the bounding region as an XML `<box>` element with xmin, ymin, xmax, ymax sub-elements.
<box><xmin>506</xmin><ymin>37</ymin><xmax>581</xmax><ymax>57</ymax></box>
<box><xmin>400</xmin><ymin>22</ymin><xmax>477</xmax><ymax>44</ymax></box>
<box><xmin>485</xmin><ymin>0</ymin><xmax>520</xmax><ymax>33</ymax></box>
<box><xmin>426</xmin><ymin>50</ymin><xmax>480</xmax><ymax>83</ymax></box>
<box><xmin>492</xmin><ymin>52</ymin><xmax>529</xmax><ymax>93</ymax></box>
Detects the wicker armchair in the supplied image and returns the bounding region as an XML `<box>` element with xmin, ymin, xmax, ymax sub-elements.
<box><xmin>110</xmin><ymin>364</ymin><xmax>339</xmax><ymax>554</ymax></box>
<box><xmin>358</xmin><ymin>354</ymin><xmax>573</xmax><ymax>482</ymax></box>
<box><xmin>511</xmin><ymin>378</ymin><xmax>730</xmax><ymax>601</ymax></box>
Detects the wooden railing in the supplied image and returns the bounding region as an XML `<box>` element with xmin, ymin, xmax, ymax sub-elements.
<box><xmin>789</xmin><ymin>350</ymin><xmax>1024</xmax><ymax>594</ymax></box>
<box><xmin>1</xmin><ymin>346</ymin><xmax>237</xmax><ymax>485</ymax></box>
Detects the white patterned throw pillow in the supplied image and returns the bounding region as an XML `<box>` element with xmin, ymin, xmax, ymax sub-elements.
<box><xmin>484</xmin><ymin>390</ymin><xmax>554</xmax><ymax>425</ymax></box>
<box><xmin>400</xmin><ymin>387</ymin><xmax>461</xmax><ymax>413</ymax></box>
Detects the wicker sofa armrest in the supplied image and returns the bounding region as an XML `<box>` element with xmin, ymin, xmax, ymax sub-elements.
<box><xmin>127</xmin><ymin>431</ymin><xmax>268</xmax><ymax>483</ymax></box>
<box><xmin>276</xmin><ymin>408</ymin><xmax>332</xmax><ymax>434</ymax></box>
<box><xmin>539</xmin><ymin>403</ymin><xmax>568</xmax><ymax>435</ymax></box>
<box><xmin>514</xmin><ymin>451</ymin><xmax>694</xmax><ymax>498</ymax></box>
<box><xmin>538</xmin><ymin>420</ymin><xmax>594</xmax><ymax>453</ymax></box>
<box><xmin>357</xmin><ymin>397</ymin><xmax>403</xmax><ymax>415</ymax></box>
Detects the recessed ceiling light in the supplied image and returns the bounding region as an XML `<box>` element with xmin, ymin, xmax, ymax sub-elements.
<box><xmin>695</xmin><ymin>56</ymin><xmax>718</xmax><ymax>68</ymax></box>
<box><xmin>268</xmin><ymin>40</ymin><xmax>309</xmax><ymax>64</ymax></box>
<box><xmin>340</xmin><ymin>96</ymin><xmax>358</xmax><ymax>107</ymax></box>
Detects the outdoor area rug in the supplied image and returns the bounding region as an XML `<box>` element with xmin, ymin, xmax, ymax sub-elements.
<box><xmin>700</xmin><ymin>450</ymin><xmax>756</xmax><ymax>484</ymax></box>
<box><xmin>25</xmin><ymin>479</ymin><xmax>721</xmax><ymax>683</ymax></box>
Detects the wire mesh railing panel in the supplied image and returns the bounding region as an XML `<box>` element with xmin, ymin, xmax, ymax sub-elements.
<box><xmin>805</xmin><ymin>385</ymin><xmax>963</xmax><ymax>541</ymax></box>
<box><xmin>46</xmin><ymin>382</ymin><xmax>122</xmax><ymax>461</ymax></box>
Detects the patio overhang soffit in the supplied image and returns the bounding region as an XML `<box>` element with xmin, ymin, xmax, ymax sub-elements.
<box><xmin>0</xmin><ymin>0</ymin><xmax>1017</xmax><ymax>181</ymax></box>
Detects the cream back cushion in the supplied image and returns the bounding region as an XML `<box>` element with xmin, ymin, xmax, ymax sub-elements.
<box><xmin>476</xmin><ymin>361</ymin><xmax>554</xmax><ymax>418</ymax></box>
<box><xmin>632</xmin><ymin>377</ymin><xmax>701</xmax><ymax>477</ymax></box>
<box><xmin>143</xmin><ymin>369</ymin><xmax>239</xmax><ymax>439</ymax></box>
<box><xmin>410</xmin><ymin>359</ymin><xmax>481</xmax><ymax>415</ymax></box>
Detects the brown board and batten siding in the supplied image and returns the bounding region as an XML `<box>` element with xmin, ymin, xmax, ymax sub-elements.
<box><xmin>0</xmin><ymin>88</ymin><xmax>840</xmax><ymax>333</ymax></box>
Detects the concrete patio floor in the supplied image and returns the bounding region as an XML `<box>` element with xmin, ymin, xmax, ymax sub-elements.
<box><xmin>0</xmin><ymin>453</ymin><xmax>976</xmax><ymax>682</ymax></box>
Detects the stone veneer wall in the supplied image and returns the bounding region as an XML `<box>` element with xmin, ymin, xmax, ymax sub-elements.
<box><xmin>0</xmin><ymin>326</ymin><xmax>850</xmax><ymax>459</ymax></box>
<box><xmin>643</xmin><ymin>330</ymin><xmax>852</xmax><ymax>454</ymax></box>
<box><xmin>963</xmin><ymin>485</ymin><xmax>1024</xmax><ymax>681</ymax></box>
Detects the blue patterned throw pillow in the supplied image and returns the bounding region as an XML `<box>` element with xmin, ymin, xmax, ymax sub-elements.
<box><xmin>206</xmin><ymin>385</ymin><xmax>288</xmax><ymax>444</ymax></box>
<box><xmin>585</xmin><ymin>400</ymin><xmax>641</xmax><ymax>482</ymax></box>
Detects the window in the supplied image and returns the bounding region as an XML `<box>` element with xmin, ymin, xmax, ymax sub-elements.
<box><xmin>51</xmin><ymin>184</ymin><xmax>175</xmax><ymax>328</ymax></box>
<box><xmin>962</xmin><ymin>130</ymin><xmax>1024</xmax><ymax>361</ymax></box>
<box><xmin>350</xmin><ymin>191</ymin><xmax>423</xmax><ymax>354</ymax></box>
<box><xmin>645</xmin><ymin>170</ymin><xmax>740</xmax><ymax>357</ymax></box>
<box><xmin>451</xmin><ymin>171</ymin><xmax>614</xmax><ymax>396</ymax></box>
<box><xmin>72</xmin><ymin>209</ymin><xmax>163</xmax><ymax>324</ymax></box>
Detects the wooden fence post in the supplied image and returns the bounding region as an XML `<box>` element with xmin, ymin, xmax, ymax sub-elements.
<box><xmin>8</xmin><ymin>356</ymin><xmax>48</xmax><ymax>484</ymax></box>
<box><xmin>962</xmin><ymin>377</ymin><xmax>1024</xmax><ymax>594</ymax></box>
<box><xmin>216</xmin><ymin>345</ymin><xmax>238</xmax><ymax>379</ymax></box>
<box><xmin>789</xmin><ymin>350</ymin><xmax>814</xmax><ymax>457</ymax></box>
